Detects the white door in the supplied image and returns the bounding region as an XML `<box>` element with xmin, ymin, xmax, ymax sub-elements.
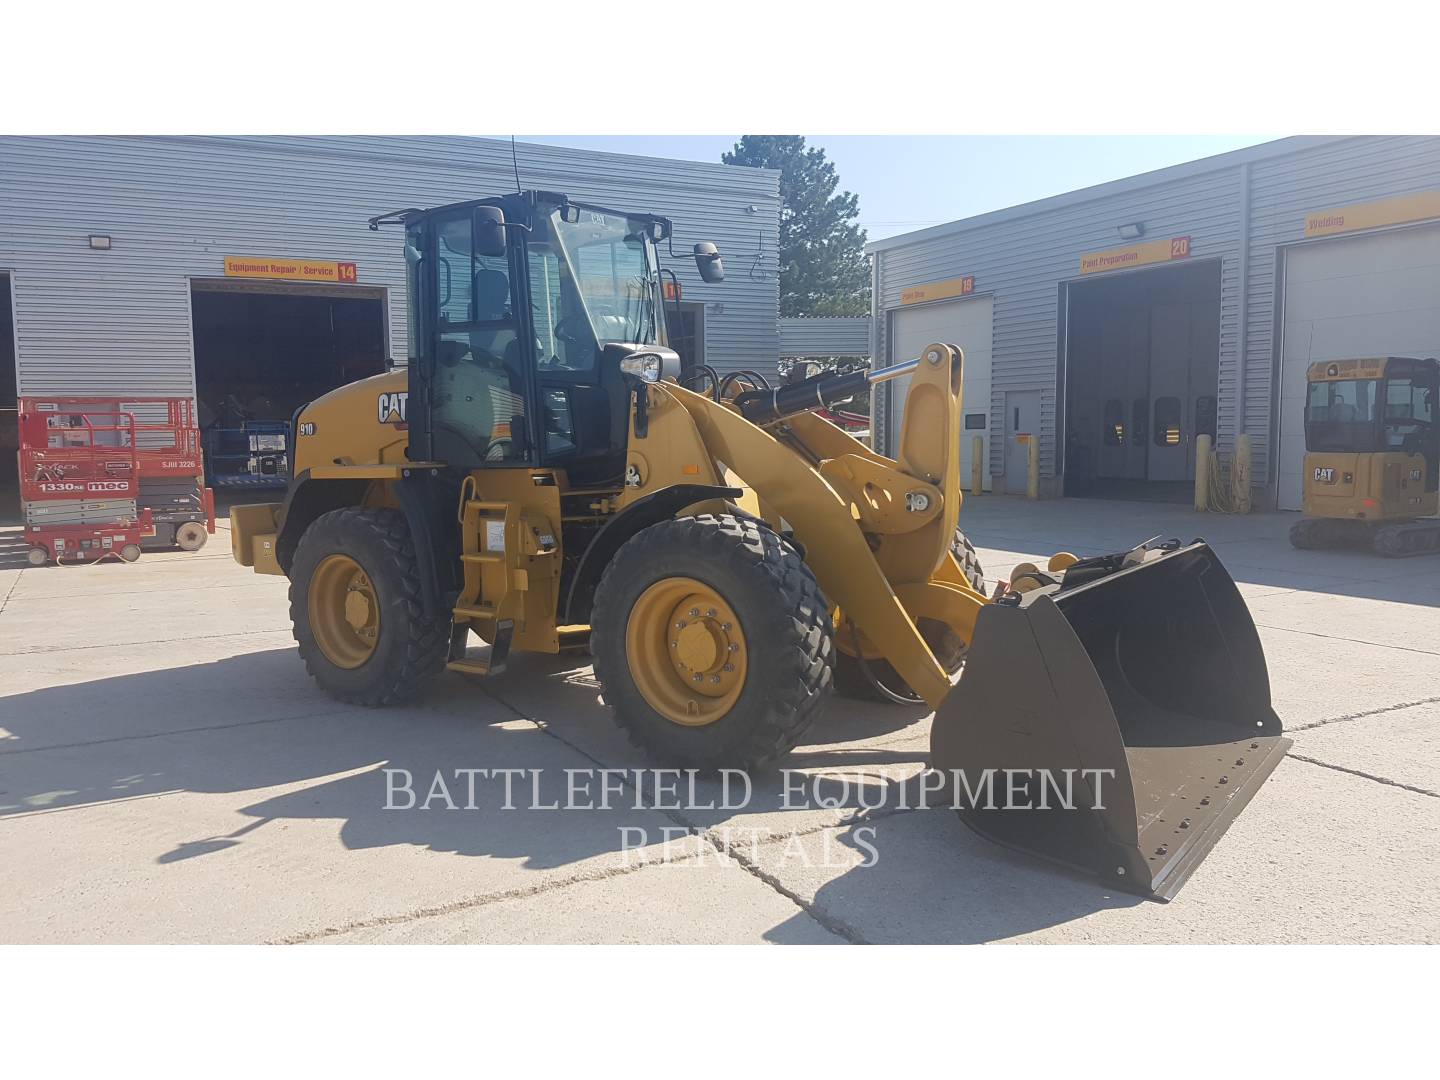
<box><xmin>1279</xmin><ymin>223</ymin><xmax>1440</xmax><ymax>509</ymax></box>
<box><xmin>1004</xmin><ymin>390</ymin><xmax>1042</xmax><ymax>493</ymax></box>
<box><xmin>889</xmin><ymin>295</ymin><xmax>994</xmax><ymax>491</ymax></box>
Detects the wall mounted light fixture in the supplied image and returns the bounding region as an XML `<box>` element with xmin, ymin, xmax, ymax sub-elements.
<box><xmin>88</xmin><ymin>235</ymin><xmax>112</xmax><ymax>250</ymax></box>
<box><xmin>1116</xmin><ymin>222</ymin><xmax>1145</xmax><ymax>241</ymax></box>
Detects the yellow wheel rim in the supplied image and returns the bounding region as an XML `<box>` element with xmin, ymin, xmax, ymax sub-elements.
<box><xmin>626</xmin><ymin>576</ymin><xmax>747</xmax><ymax>727</ymax></box>
<box><xmin>308</xmin><ymin>553</ymin><xmax>380</xmax><ymax>669</ymax></box>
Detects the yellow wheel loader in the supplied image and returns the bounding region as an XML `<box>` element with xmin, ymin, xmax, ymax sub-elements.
<box><xmin>1289</xmin><ymin>357</ymin><xmax>1439</xmax><ymax>557</ymax></box>
<box><xmin>229</xmin><ymin>191</ymin><xmax>1290</xmax><ymax>899</ymax></box>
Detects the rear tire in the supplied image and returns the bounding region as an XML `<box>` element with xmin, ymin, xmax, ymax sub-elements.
<box><xmin>290</xmin><ymin>507</ymin><xmax>449</xmax><ymax>705</ymax></box>
<box><xmin>834</xmin><ymin>525</ymin><xmax>985</xmax><ymax>703</ymax></box>
<box><xmin>591</xmin><ymin>513</ymin><xmax>833</xmax><ymax>770</ymax></box>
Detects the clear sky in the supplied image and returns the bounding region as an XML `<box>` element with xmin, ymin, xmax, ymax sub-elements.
<box><xmin>519</xmin><ymin>135</ymin><xmax>1280</xmax><ymax>241</ymax></box>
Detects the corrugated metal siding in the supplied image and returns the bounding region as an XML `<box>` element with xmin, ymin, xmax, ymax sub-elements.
<box><xmin>872</xmin><ymin>135</ymin><xmax>1440</xmax><ymax>492</ymax></box>
<box><xmin>874</xmin><ymin>167</ymin><xmax>1244</xmax><ymax>481</ymax></box>
<box><xmin>1245</xmin><ymin>135</ymin><xmax>1440</xmax><ymax>484</ymax></box>
<box><xmin>778</xmin><ymin>316</ymin><xmax>872</xmax><ymax>357</ymax></box>
<box><xmin>0</xmin><ymin>136</ymin><xmax>781</xmax><ymax>395</ymax></box>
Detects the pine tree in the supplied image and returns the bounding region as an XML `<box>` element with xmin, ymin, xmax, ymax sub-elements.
<box><xmin>722</xmin><ymin>136</ymin><xmax>871</xmax><ymax>317</ymax></box>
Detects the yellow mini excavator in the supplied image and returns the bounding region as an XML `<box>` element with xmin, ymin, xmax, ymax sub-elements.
<box><xmin>1289</xmin><ymin>357</ymin><xmax>1439</xmax><ymax>556</ymax></box>
<box><xmin>229</xmin><ymin>191</ymin><xmax>1290</xmax><ymax>899</ymax></box>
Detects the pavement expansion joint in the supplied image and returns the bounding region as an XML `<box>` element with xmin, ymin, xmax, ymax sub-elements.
<box><xmin>271</xmin><ymin>854</ymin><xmax>679</xmax><ymax>945</ymax></box>
<box><xmin>1289</xmin><ymin>695</ymin><xmax>1440</xmax><ymax>732</ymax></box>
<box><xmin>1286</xmin><ymin>752</ymin><xmax>1438</xmax><ymax>798</ymax></box>
<box><xmin>0</xmin><ymin>626</ymin><xmax>295</xmax><ymax>657</ymax></box>
<box><xmin>1254</xmin><ymin>622</ymin><xmax>1440</xmax><ymax>657</ymax></box>
<box><xmin>0</xmin><ymin>704</ymin><xmax>355</xmax><ymax>762</ymax></box>
<box><xmin>477</xmin><ymin>682</ymin><xmax>860</xmax><ymax>943</ymax></box>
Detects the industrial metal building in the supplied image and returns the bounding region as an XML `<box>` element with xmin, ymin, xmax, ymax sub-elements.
<box><xmin>868</xmin><ymin>136</ymin><xmax>1440</xmax><ymax>508</ymax></box>
<box><xmin>0</xmin><ymin>135</ymin><xmax>780</xmax><ymax>509</ymax></box>
<box><xmin>778</xmin><ymin>316</ymin><xmax>872</xmax><ymax>360</ymax></box>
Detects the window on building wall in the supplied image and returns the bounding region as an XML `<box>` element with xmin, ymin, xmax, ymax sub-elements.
<box><xmin>1195</xmin><ymin>395</ymin><xmax>1217</xmax><ymax>440</ymax></box>
<box><xmin>1154</xmin><ymin>397</ymin><xmax>1182</xmax><ymax>446</ymax></box>
<box><xmin>1103</xmin><ymin>399</ymin><xmax>1125</xmax><ymax>446</ymax></box>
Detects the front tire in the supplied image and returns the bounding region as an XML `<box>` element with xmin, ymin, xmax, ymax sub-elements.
<box><xmin>290</xmin><ymin>507</ymin><xmax>449</xmax><ymax>705</ymax></box>
<box><xmin>591</xmin><ymin>513</ymin><xmax>833</xmax><ymax>770</ymax></box>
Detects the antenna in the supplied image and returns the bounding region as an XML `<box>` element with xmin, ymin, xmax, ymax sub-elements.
<box><xmin>510</xmin><ymin>136</ymin><xmax>522</xmax><ymax>193</ymax></box>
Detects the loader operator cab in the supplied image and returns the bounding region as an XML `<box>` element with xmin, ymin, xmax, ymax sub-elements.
<box><xmin>385</xmin><ymin>191</ymin><xmax>722</xmax><ymax>488</ymax></box>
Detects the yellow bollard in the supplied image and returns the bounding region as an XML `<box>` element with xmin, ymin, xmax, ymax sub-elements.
<box><xmin>1232</xmin><ymin>434</ymin><xmax>1252</xmax><ymax>514</ymax></box>
<box><xmin>1026</xmin><ymin>435</ymin><xmax>1039</xmax><ymax>499</ymax></box>
<box><xmin>971</xmin><ymin>435</ymin><xmax>984</xmax><ymax>496</ymax></box>
<box><xmin>1194</xmin><ymin>433</ymin><xmax>1212</xmax><ymax>511</ymax></box>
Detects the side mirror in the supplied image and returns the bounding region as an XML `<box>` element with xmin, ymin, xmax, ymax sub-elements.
<box><xmin>474</xmin><ymin>206</ymin><xmax>507</xmax><ymax>259</ymax></box>
<box><xmin>693</xmin><ymin>242</ymin><xmax>724</xmax><ymax>284</ymax></box>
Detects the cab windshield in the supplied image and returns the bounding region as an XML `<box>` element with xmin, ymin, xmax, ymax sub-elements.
<box><xmin>528</xmin><ymin>206</ymin><xmax>658</xmax><ymax>371</ymax></box>
<box><xmin>1305</xmin><ymin>378</ymin><xmax>1379</xmax><ymax>453</ymax></box>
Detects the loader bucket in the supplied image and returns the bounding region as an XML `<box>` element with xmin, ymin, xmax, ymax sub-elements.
<box><xmin>930</xmin><ymin>541</ymin><xmax>1290</xmax><ymax>901</ymax></box>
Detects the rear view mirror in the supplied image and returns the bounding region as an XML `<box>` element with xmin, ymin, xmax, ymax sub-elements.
<box><xmin>693</xmin><ymin>242</ymin><xmax>724</xmax><ymax>283</ymax></box>
<box><xmin>474</xmin><ymin>206</ymin><xmax>507</xmax><ymax>259</ymax></box>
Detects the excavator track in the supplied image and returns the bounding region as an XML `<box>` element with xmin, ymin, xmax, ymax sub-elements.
<box><xmin>1373</xmin><ymin>519</ymin><xmax>1440</xmax><ymax>557</ymax></box>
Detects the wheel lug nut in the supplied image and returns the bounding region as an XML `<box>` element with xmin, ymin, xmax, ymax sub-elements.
<box><xmin>689</xmin><ymin>608</ymin><xmax>700</xmax><ymax>617</ymax></box>
<box><xmin>722</xmin><ymin>664</ymin><xmax>734</xmax><ymax>673</ymax></box>
<box><xmin>711</xmin><ymin>675</ymin><xmax>721</xmax><ymax>684</ymax></box>
<box><xmin>721</xmin><ymin>622</ymin><xmax>732</xmax><ymax>631</ymax></box>
<box><xmin>670</xmin><ymin>640</ymin><xmax>678</xmax><ymax>648</ymax></box>
<box><xmin>728</xmin><ymin>643</ymin><xmax>739</xmax><ymax>652</ymax></box>
<box><xmin>675</xmin><ymin>621</ymin><xmax>685</xmax><ymax>629</ymax></box>
<box><xmin>708</xmin><ymin>608</ymin><xmax>717</xmax><ymax>617</ymax></box>
<box><xmin>692</xmin><ymin>673</ymin><xmax>703</xmax><ymax>682</ymax></box>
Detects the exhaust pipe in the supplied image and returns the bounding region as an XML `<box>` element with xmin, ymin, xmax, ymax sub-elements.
<box><xmin>930</xmin><ymin>541</ymin><xmax>1290</xmax><ymax>900</ymax></box>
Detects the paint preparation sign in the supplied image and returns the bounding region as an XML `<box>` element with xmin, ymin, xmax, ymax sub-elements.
<box><xmin>224</xmin><ymin>256</ymin><xmax>359</xmax><ymax>283</ymax></box>
<box><xmin>900</xmin><ymin>275</ymin><xmax>975</xmax><ymax>305</ymax></box>
<box><xmin>1303</xmin><ymin>190</ymin><xmax>1440</xmax><ymax>237</ymax></box>
<box><xmin>1079</xmin><ymin>236</ymin><xmax>1191</xmax><ymax>275</ymax></box>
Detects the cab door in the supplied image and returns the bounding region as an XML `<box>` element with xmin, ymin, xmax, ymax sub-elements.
<box><xmin>418</xmin><ymin>207</ymin><xmax>536</xmax><ymax>469</ymax></box>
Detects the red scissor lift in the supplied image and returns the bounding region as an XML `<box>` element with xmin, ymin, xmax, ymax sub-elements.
<box><xmin>18</xmin><ymin>397</ymin><xmax>215</xmax><ymax>567</ymax></box>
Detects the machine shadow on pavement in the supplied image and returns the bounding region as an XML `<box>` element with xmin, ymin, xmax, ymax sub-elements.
<box><xmin>0</xmin><ymin>646</ymin><xmax>1142</xmax><ymax>943</ymax></box>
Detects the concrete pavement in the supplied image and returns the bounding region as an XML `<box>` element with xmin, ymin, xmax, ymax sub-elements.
<box><xmin>1</xmin><ymin>497</ymin><xmax>1436</xmax><ymax>943</ymax></box>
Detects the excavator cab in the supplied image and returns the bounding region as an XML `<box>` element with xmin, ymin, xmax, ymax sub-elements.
<box><xmin>1290</xmin><ymin>357</ymin><xmax>1439</xmax><ymax>555</ymax></box>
